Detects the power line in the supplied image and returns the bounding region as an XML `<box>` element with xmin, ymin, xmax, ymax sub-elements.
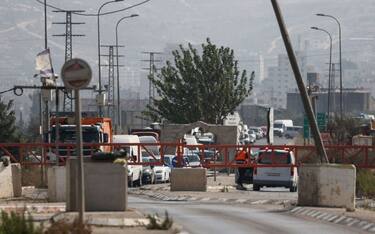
<box><xmin>35</xmin><ymin>0</ymin><xmax>152</xmax><ymax>17</ymax></box>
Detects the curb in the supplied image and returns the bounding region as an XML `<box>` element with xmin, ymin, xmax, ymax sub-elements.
<box><xmin>289</xmin><ymin>206</ymin><xmax>375</xmax><ymax>233</ymax></box>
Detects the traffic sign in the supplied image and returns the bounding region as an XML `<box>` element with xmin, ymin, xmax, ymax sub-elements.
<box><xmin>303</xmin><ymin>116</ymin><xmax>310</xmax><ymax>138</ymax></box>
<box><xmin>61</xmin><ymin>58</ymin><xmax>92</xmax><ymax>90</ymax></box>
<box><xmin>317</xmin><ymin>112</ymin><xmax>327</xmax><ymax>131</ymax></box>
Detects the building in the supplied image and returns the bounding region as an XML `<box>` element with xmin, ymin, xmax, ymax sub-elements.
<box><xmin>259</xmin><ymin>51</ymin><xmax>307</xmax><ymax>108</ymax></box>
<box><xmin>286</xmin><ymin>89</ymin><xmax>373</xmax><ymax>115</ymax></box>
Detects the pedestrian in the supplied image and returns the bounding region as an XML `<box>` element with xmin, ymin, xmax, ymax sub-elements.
<box><xmin>235</xmin><ymin>148</ymin><xmax>249</xmax><ymax>190</ymax></box>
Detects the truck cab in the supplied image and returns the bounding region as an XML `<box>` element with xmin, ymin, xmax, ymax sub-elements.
<box><xmin>50</xmin><ymin>117</ymin><xmax>113</xmax><ymax>159</ymax></box>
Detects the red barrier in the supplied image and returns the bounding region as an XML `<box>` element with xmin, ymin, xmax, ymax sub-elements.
<box><xmin>0</xmin><ymin>143</ymin><xmax>374</xmax><ymax>169</ymax></box>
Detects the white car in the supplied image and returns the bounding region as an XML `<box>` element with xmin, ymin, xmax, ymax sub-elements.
<box><xmin>148</xmin><ymin>156</ymin><xmax>171</xmax><ymax>183</ymax></box>
<box><xmin>113</xmin><ymin>135</ymin><xmax>143</xmax><ymax>187</ymax></box>
<box><xmin>253</xmin><ymin>149</ymin><xmax>298</xmax><ymax>192</ymax></box>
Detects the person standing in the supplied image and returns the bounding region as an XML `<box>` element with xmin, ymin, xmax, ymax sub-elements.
<box><xmin>235</xmin><ymin>148</ymin><xmax>249</xmax><ymax>190</ymax></box>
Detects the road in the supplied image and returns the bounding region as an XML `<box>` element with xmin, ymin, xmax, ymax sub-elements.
<box><xmin>255</xmin><ymin>136</ymin><xmax>293</xmax><ymax>146</ymax></box>
<box><xmin>129</xmin><ymin>196</ymin><xmax>363</xmax><ymax>234</ymax></box>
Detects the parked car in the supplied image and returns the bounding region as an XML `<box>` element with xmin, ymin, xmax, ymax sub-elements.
<box><xmin>250</xmin><ymin>127</ymin><xmax>263</xmax><ymax>139</ymax></box>
<box><xmin>184</xmin><ymin>153</ymin><xmax>202</xmax><ymax>167</ymax></box>
<box><xmin>113</xmin><ymin>134</ymin><xmax>142</xmax><ymax>187</ymax></box>
<box><xmin>253</xmin><ymin>149</ymin><xmax>298</xmax><ymax>192</ymax></box>
<box><xmin>148</xmin><ymin>156</ymin><xmax>171</xmax><ymax>183</ymax></box>
<box><xmin>247</xmin><ymin>130</ymin><xmax>257</xmax><ymax>143</ymax></box>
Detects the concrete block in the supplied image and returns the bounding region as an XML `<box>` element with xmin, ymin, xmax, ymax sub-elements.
<box><xmin>11</xmin><ymin>164</ymin><xmax>22</xmax><ymax>197</ymax></box>
<box><xmin>298</xmin><ymin>164</ymin><xmax>356</xmax><ymax>210</ymax></box>
<box><xmin>170</xmin><ymin>168</ymin><xmax>207</xmax><ymax>191</ymax></box>
<box><xmin>66</xmin><ymin>158</ymin><xmax>128</xmax><ymax>212</ymax></box>
<box><xmin>48</xmin><ymin>166</ymin><xmax>66</xmax><ymax>202</ymax></box>
<box><xmin>0</xmin><ymin>162</ymin><xmax>13</xmax><ymax>198</ymax></box>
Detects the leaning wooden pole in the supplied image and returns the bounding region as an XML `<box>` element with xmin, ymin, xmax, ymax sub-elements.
<box><xmin>270</xmin><ymin>0</ymin><xmax>329</xmax><ymax>163</ymax></box>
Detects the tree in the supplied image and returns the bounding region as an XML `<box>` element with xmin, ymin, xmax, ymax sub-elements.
<box><xmin>0</xmin><ymin>97</ymin><xmax>20</xmax><ymax>142</ymax></box>
<box><xmin>146</xmin><ymin>38</ymin><xmax>254</xmax><ymax>124</ymax></box>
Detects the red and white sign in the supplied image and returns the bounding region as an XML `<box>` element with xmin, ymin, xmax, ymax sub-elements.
<box><xmin>61</xmin><ymin>58</ymin><xmax>92</xmax><ymax>89</ymax></box>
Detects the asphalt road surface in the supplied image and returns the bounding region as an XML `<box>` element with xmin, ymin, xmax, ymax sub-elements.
<box><xmin>130</xmin><ymin>196</ymin><xmax>364</xmax><ymax>234</ymax></box>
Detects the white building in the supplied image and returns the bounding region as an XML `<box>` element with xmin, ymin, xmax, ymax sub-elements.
<box><xmin>259</xmin><ymin>51</ymin><xmax>307</xmax><ymax>109</ymax></box>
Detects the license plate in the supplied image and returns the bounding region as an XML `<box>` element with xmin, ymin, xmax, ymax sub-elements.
<box><xmin>266</xmin><ymin>173</ymin><xmax>280</xmax><ymax>176</ymax></box>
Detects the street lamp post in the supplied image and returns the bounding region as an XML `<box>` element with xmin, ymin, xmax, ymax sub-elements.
<box><xmin>316</xmin><ymin>13</ymin><xmax>343</xmax><ymax>119</ymax></box>
<box><xmin>311</xmin><ymin>26</ymin><xmax>333</xmax><ymax>124</ymax></box>
<box><xmin>97</xmin><ymin>0</ymin><xmax>124</xmax><ymax>117</ymax></box>
<box><xmin>115</xmin><ymin>14</ymin><xmax>139</xmax><ymax>133</ymax></box>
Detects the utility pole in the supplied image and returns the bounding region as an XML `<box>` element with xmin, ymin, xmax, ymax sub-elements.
<box><xmin>53</xmin><ymin>10</ymin><xmax>85</xmax><ymax>112</ymax></box>
<box><xmin>271</xmin><ymin>0</ymin><xmax>329</xmax><ymax>163</ymax></box>
<box><xmin>141</xmin><ymin>52</ymin><xmax>162</xmax><ymax>106</ymax></box>
<box><xmin>101</xmin><ymin>45</ymin><xmax>124</xmax><ymax>121</ymax></box>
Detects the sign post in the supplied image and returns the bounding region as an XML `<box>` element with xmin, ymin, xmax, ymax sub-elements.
<box><xmin>267</xmin><ymin>107</ymin><xmax>274</xmax><ymax>145</ymax></box>
<box><xmin>61</xmin><ymin>58</ymin><xmax>92</xmax><ymax>226</ymax></box>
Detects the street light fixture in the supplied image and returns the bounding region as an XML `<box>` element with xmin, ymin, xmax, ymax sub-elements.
<box><xmin>311</xmin><ymin>26</ymin><xmax>333</xmax><ymax>124</ymax></box>
<box><xmin>115</xmin><ymin>13</ymin><xmax>139</xmax><ymax>133</ymax></box>
<box><xmin>97</xmin><ymin>0</ymin><xmax>124</xmax><ymax>117</ymax></box>
<box><xmin>316</xmin><ymin>13</ymin><xmax>343</xmax><ymax>119</ymax></box>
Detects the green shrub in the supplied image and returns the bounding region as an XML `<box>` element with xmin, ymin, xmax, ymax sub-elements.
<box><xmin>146</xmin><ymin>211</ymin><xmax>173</xmax><ymax>230</ymax></box>
<box><xmin>0</xmin><ymin>210</ymin><xmax>42</xmax><ymax>234</ymax></box>
<box><xmin>356</xmin><ymin>169</ymin><xmax>375</xmax><ymax>198</ymax></box>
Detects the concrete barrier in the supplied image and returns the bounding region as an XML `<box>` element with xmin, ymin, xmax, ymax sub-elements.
<box><xmin>298</xmin><ymin>164</ymin><xmax>356</xmax><ymax>210</ymax></box>
<box><xmin>47</xmin><ymin>166</ymin><xmax>66</xmax><ymax>202</ymax></box>
<box><xmin>0</xmin><ymin>161</ymin><xmax>13</xmax><ymax>198</ymax></box>
<box><xmin>11</xmin><ymin>164</ymin><xmax>22</xmax><ymax>197</ymax></box>
<box><xmin>170</xmin><ymin>168</ymin><xmax>207</xmax><ymax>191</ymax></box>
<box><xmin>0</xmin><ymin>161</ymin><xmax>22</xmax><ymax>198</ymax></box>
<box><xmin>66</xmin><ymin>158</ymin><xmax>128</xmax><ymax>212</ymax></box>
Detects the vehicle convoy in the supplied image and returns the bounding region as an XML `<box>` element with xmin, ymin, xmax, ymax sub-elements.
<box><xmin>50</xmin><ymin>117</ymin><xmax>113</xmax><ymax>158</ymax></box>
<box><xmin>252</xmin><ymin>149</ymin><xmax>298</xmax><ymax>192</ymax></box>
<box><xmin>113</xmin><ymin>134</ymin><xmax>143</xmax><ymax>187</ymax></box>
<box><xmin>273</xmin><ymin>119</ymin><xmax>293</xmax><ymax>137</ymax></box>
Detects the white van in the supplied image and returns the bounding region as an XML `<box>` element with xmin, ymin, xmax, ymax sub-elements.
<box><xmin>113</xmin><ymin>135</ymin><xmax>143</xmax><ymax>187</ymax></box>
<box><xmin>253</xmin><ymin>149</ymin><xmax>298</xmax><ymax>192</ymax></box>
<box><xmin>273</xmin><ymin>120</ymin><xmax>294</xmax><ymax>136</ymax></box>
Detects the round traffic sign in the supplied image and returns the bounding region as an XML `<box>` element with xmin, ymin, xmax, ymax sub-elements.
<box><xmin>61</xmin><ymin>58</ymin><xmax>92</xmax><ymax>89</ymax></box>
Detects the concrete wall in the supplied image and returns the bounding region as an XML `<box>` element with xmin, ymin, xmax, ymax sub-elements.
<box><xmin>298</xmin><ymin>164</ymin><xmax>356</xmax><ymax>210</ymax></box>
<box><xmin>47</xmin><ymin>166</ymin><xmax>66</xmax><ymax>202</ymax></box>
<box><xmin>0</xmin><ymin>162</ymin><xmax>22</xmax><ymax>198</ymax></box>
<box><xmin>66</xmin><ymin>158</ymin><xmax>128</xmax><ymax>212</ymax></box>
<box><xmin>170</xmin><ymin>168</ymin><xmax>207</xmax><ymax>191</ymax></box>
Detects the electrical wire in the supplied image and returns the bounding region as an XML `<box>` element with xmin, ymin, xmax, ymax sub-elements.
<box><xmin>0</xmin><ymin>88</ymin><xmax>15</xmax><ymax>95</ymax></box>
<box><xmin>35</xmin><ymin>0</ymin><xmax>152</xmax><ymax>17</ymax></box>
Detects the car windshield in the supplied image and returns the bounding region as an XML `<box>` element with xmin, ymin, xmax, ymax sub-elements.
<box><xmin>51</xmin><ymin>126</ymin><xmax>99</xmax><ymax>143</ymax></box>
<box><xmin>274</xmin><ymin>123</ymin><xmax>283</xmax><ymax>129</ymax></box>
<box><xmin>257</xmin><ymin>151</ymin><xmax>291</xmax><ymax>164</ymax></box>
<box><xmin>186</xmin><ymin>154</ymin><xmax>200</xmax><ymax>162</ymax></box>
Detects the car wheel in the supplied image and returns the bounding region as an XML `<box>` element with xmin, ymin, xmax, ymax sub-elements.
<box><xmin>253</xmin><ymin>183</ymin><xmax>260</xmax><ymax>191</ymax></box>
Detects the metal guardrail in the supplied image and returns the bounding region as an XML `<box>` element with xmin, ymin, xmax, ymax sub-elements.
<box><xmin>0</xmin><ymin>143</ymin><xmax>374</xmax><ymax>169</ymax></box>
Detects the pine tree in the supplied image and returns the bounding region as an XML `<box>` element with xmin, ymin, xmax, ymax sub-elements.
<box><xmin>0</xmin><ymin>97</ymin><xmax>20</xmax><ymax>142</ymax></box>
<box><xmin>146</xmin><ymin>38</ymin><xmax>254</xmax><ymax>124</ymax></box>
